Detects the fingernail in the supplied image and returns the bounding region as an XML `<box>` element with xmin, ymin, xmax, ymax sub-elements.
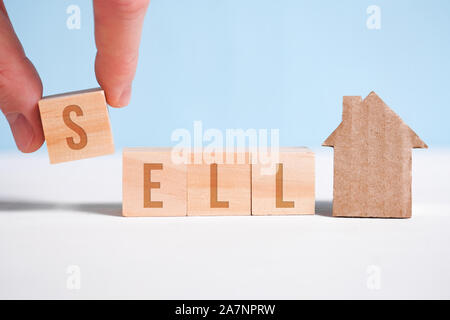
<box><xmin>118</xmin><ymin>85</ymin><xmax>132</xmax><ymax>107</ymax></box>
<box><xmin>6</xmin><ymin>113</ymin><xmax>34</xmax><ymax>152</ymax></box>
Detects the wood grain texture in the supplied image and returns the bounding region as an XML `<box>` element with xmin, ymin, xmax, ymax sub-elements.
<box><xmin>252</xmin><ymin>147</ymin><xmax>315</xmax><ymax>215</ymax></box>
<box><xmin>323</xmin><ymin>92</ymin><xmax>427</xmax><ymax>218</ymax></box>
<box><xmin>38</xmin><ymin>88</ymin><xmax>114</xmax><ymax>164</ymax></box>
<box><xmin>122</xmin><ymin>148</ymin><xmax>187</xmax><ymax>217</ymax></box>
<box><xmin>187</xmin><ymin>152</ymin><xmax>251</xmax><ymax>216</ymax></box>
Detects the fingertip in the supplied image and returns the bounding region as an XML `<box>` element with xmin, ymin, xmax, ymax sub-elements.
<box><xmin>93</xmin><ymin>0</ymin><xmax>147</xmax><ymax>109</ymax></box>
<box><xmin>24</xmin><ymin>118</ymin><xmax>45</xmax><ymax>153</ymax></box>
<box><xmin>21</xmin><ymin>134</ymin><xmax>44</xmax><ymax>153</ymax></box>
<box><xmin>95</xmin><ymin>51</ymin><xmax>135</xmax><ymax>108</ymax></box>
<box><xmin>104</xmin><ymin>84</ymin><xmax>132</xmax><ymax>108</ymax></box>
<box><xmin>6</xmin><ymin>112</ymin><xmax>44</xmax><ymax>153</ymax></box>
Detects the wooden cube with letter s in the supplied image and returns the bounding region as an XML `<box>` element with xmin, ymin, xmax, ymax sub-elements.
<box><xmin>38</xmin><ymin>88</ymin><xmax>114</xmax><ymax>164</ymax></box>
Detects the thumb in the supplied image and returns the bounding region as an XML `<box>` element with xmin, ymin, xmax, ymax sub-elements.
<box><xmin>0</xmin><ymin>2</ymin><xmax>44</xmax><ymax>153</ymax></box>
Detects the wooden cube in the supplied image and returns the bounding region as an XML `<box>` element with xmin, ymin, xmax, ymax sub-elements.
<box><xmin>252</xmin><ymin>147</ymin><xmax>315</xmax><ymax>215</ymax></box>
<box><xmin>123</xmin><ymin>148</ymin><xmax>187</xmax><ymax>217</ymax></box>
<box><xmin>187</xmin><ymin>152</ymin><xmax>251</xmax><ymax>216</ymax></box>
<box><xmin>38</xmin><ymin>88</ymin><xmax>114</xmax><ymax>164</ymax></box>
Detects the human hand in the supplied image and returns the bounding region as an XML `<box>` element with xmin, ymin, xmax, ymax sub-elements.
<box><xmin>0</xmin><ymin>0</ymin><xmax>150</xmax><ymax>152</ymax></box>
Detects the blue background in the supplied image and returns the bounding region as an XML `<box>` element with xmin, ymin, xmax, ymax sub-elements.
<box><xmin>0</xmin><ymin>0</ymin><xmax>448</xmax><ymax>151</ymax></box>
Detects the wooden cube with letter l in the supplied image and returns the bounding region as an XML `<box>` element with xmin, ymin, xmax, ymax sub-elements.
<box><xmin>187</xmin><ymin>151</ymin><xmax>251</xmax><ymax>216</ymax></box>
<box><xmin>251</xmin><ymin>147</ymin><xmax>315</xmax><ymax>215</ymax></box>
<box><xmin>122</xmin><ymin>148</ymin><xmax>187</xmax><ymax>217</ymax></box>
<box><xmin>38</xmin><ymin>88</ymin><xmax>114</xmax><ymax>164</ymax></box>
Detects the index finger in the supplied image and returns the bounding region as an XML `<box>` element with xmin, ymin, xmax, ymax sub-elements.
<box><xmin>93</xmin><ymin>0</ymin><xmax>150</xmax><ymax>107</ymax></box>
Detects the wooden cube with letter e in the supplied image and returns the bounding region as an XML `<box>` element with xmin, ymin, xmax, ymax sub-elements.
<box><xmin>122</xmin><ymin>148</ymin><xmax>187</xmax><ymax>217</ymax></box>
<box><xmin>38</xmin><ymin>88</ymin><xmax>114</xmax><ymax>164</ymax></box>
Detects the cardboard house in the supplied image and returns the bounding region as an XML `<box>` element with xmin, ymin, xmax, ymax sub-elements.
<box><xmin>323</xmin><ymin>92</ymin><xmax>427</xmax><ymax>218</ymax></box>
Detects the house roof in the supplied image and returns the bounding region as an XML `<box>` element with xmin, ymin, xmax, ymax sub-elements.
<box><xmin>323</xmin><ymin>91</ymin><xmax>428</xmax><ymax>149</ymax></box>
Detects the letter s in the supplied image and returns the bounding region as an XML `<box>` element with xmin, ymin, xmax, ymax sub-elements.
<box><xmin>63</xmin><ymin>105</ymin><xmax>88</xmax><ymax>150</ymax></box>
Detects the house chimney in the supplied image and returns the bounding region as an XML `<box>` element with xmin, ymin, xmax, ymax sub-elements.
<box><xmin>342</xmin><ymin>96</ymin><xmax>362</xmax><ymax>122</ymax></box>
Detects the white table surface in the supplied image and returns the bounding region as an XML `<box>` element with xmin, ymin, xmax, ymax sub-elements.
<box><xmin>0</xmin><ymin>148</ymin><xmax>449</xmax><ymax>299</ymax></box>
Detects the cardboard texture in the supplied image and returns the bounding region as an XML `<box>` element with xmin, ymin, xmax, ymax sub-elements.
<box><xmin>122</xmin><ymin>148</ymin><xmax>187</xmax><ymax>217</ymax></box>
<box><xmin>187</xmin><ymin>152</ymin><xmax>251</xmax><ymax>216</ymax></box>
<box><xmin>252</xmin><ymin>147</ymin><xmax>315</xmax><ymax>215</ymax></box>
<box><xmin>38</xmin><ymin>88</ymin><xmax>114</xmax><ymax>164</ymax></box>
<box><xmin>323</xmin><ymin>92</ymin><xmax>427</xmax><ymax>218</ymax></box>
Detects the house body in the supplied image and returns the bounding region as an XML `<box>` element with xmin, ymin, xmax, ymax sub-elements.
<box><xmin>323</xmin><ymin>92</ymin><xmax>427</xmax><ymax>218</ymax></box>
